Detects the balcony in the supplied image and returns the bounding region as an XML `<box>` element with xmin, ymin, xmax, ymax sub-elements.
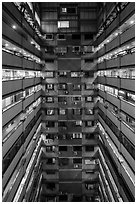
<box><xmin>2</xmin><ymin>101</ymin><xmax>22</xmax><ymax>127</ymax></box>
<box><xmin>40</xmin><ymin>183</ymin><xmax>59</xmax><ymax>195</ymax></box>
<box><xmin>121</xmin><ymin>53</ymin><xmax>135</xmax><ymax>66</ymax></box>
<box><xmin>2</xmin><ymin>79</ymin><xmax>22</xmax><ymax>96</ymax></box>
<box><xmin>42</xmin><ymin>171</ymin><xmax>59</xmax><ymax>181</ymax></box>
<box><xmin>120</xmin><ymin>25</ymin><xmax>135</xmax><ymax>45</ymax></box>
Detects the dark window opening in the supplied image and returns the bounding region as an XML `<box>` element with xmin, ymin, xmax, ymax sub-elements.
<box><xmin>73</xmin><ymin>158</ymin><xmax>82</xmax><ymax>164</ymax></box>
<box><xmin>46</xmin><ymin>183</ymin><xmax>55</xmax><ymax>190</ymax></box>
<box><xmin>84</xmin><ymin>71</ymin><xmax>94</xmax><ymax>77</ymax></box>
<box><xmin>84</xmin><ymin>33</ymin><xmax>93</xmax><ymax>40</ymax></box>
<box><xmin>67</xmin><ymin>7</ymin><xmax>76</xmax><ymax>14</ymax></box>
<box><xmin>73</xmin><ymin>146</ymin><xmax>82</xmax><ymax>151</ymax></box>
<box><xmin>59</xmin><ymin>195</ymin><xmax>68</xmax><ymax>201</ymax></box>
<box><xmin>45</xmin><ymin>59</ymin><xmax>54</xmax><ymax>63</ymax></box>
<box><xmin>46</xmin><ymin>34</ymin><xmax>53</xmax><ymax>40</ymax></box>
<box><xmin>59</xmin><ymin>146</ymin><xmax>67</xmax><ymax>151</ymax></box>
<box><xmin>46</xmin><ymin>121</ymin><xmax>55</xmax><ymax>127</ymax></box>
<box><xmin>85</xmin><ymin>145</ymin><xmax>94</xmax><ymax>152</ymax></box>
<box><xmin>72</xmin><ymin>34</ymin><xmax>81</xmax><ymax>40</ymax></box>
<box><xmin>59</xmin><ymin>158</ymin><xmax>69</xmax><ymax>166</ymax></box>
<box><xmin>46</xmin><ymin>170</ymin><xmax>56</xmax><ymax>175</ymax></box>
<box><xmin>57</xmin><ymin>34</ymin><xmax>65</xmax><ymax>40</ymax></box>
<box><xmin>85</xmin><ymin>59</ymin><xmax>94</xmax><ymax>63</ymax></box>
<box><xmin>85</xmin><ymin>133</ymin><xmax>95</xmax><ymax>139</ymax></box>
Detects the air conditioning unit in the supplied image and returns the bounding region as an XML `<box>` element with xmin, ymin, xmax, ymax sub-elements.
<box><xmin>74</xmin><ymin>151</ymin><xmax>77</xmax><ymax>155</ymax></box>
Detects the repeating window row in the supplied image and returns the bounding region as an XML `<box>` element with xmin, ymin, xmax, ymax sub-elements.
<box><xmin>2</xmin><ymin>39</ymin><xmax>41</xmax><ymax>63</ymax></box>
<box><xmin>43</xmin><ymin>83</ymin><xmax>94</xmax><ymax>91</ymax></box>
<box><xmin>44</xmin><ymin>120</ymin><xmax>96</xmax><ymax>128</ymax></box>
<box><xmin>43</xmin><ymin>96</ymin><xmax>94</xmax><ymax>103</ymax></box>
<box><xmin>98</xmin><ymin>41</ymin><xmax>135</xmax><ymax>63</ymax></box>
<box><xmin>98</xmin><ymin>96</ymin><xmax>135</xmax><ymax>131</ymax></box>
<box><xmin>44</xmin><ymin>145</ymin><xmax>95</xmax><ymax>153</ymax></box>
<box><xmin>98</xmin><ymin>84</ymin><xmax>135</xmax><ymax>104</ymax></box>
<box><xmin>44</xmin><ymin>108</ymin><xmax>94</xmax><ymax>116</ymax></box>
<box><xmin>97</xmin><ymin>68</ymin><xmax>135</xmax><ymax>79</ymax></box>
<box><xmin>98</xmin><ymin>109</ymin><xmax>135</xmax><ymax>160</ymax></box>
<box><xmin>44</xmin><ymin>157</ymin><xmax>97</xmax><ymax>166</ymax></box>
<box><xmin>2</xmin><ymin>111</ymin><xmax>41</xmax><ymax>175</ymax></box>
<box><xmin>43</xmin><ymin>71</ymin><xmax>94</xmax><ymax>78</ymax></box>
<box><xmin>2</xmin><ymin>69</ymin><xmax>41</xmax><ymax>81</ymax></box>
<box><xmin>42</xmin><ymin>132</ymin><xmax>95</xmax><ymax>141</ymax></box>
<box><xmin>2</xmin><ymin>97</ymin><xmax>41</xmax><ymax>142</ymax></box>
<box><xmin>96</xmin><ymin>14</ymin><xmax>135</xmax><ymax>51</ymax></box>
<box><xmin>2</xmin><ymin>85</ymin><xmax>41</xmax><ymax>111</ymax></box>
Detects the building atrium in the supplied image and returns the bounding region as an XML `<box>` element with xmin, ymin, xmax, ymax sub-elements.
<box><xmin>2</xmin><ymin>2</ymin><xmax>135</xmax><ymax>202</ymax></box>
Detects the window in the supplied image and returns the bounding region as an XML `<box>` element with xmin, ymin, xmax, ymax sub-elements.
<box><xmin>72</xmin><ymin>34</ymin><xmax>81</xmax><ymax>40</ymax></box>
<box><xmin>59</xmin><ymin>146</ymin><xmax>67</xmax><ymax>151</ymax></box>
<box><xmin>45</xmin><ymin>59</ymin><xmax>54</xmax><ymax>63</ymax></box>
<box><xmin>45</xmin><ymin>34</ymin><xmax>53</xmax><ymax>40</ymax></box>
<box><xmin>25</xmin><ymin>86</ymin><xmax>34</xmax><ymax>97</ymax></box>
<box><xmin>46</xmin><ymin>84</ymin><xmax>54</xmax><ymax>90</ymax></box>
<box><xmin>73</xmin><ymin>108</ymin><xmax>81</xmax><ymax>115</ymax></box>
<box><xmin>59</xmin><ymin>158</ymin><xmax>69</xmax><ymax>166</ymax></box>
<box><xmin>46</xmin><ymin>146</ymin><xmax>55</xmax><ymax>152</ymax></box>
<box><xmin>46</xmin><ymin>121</ymin><xmax>55</xmax><ymax>128</ymax></box>
<box><xmin>85</xmin><ymin>96</ymin><xmax>93</xmax><ymax>102</ymax></box>
<box><xmin>72</xmin><ymin>46</ymin><xmax>80</xmax><ymax>53</ymax></box>
<box><xmin>58</xmin><ymin>121</ymin><xmax>67</xmax><ymax>127</ymax></box>
<box><xmin>46</xmin><ymin>109</ymin><xmax>55</xmax><ymax>115</ymax></box>
<box><xmin>72</xmin><ymin>96</ymin><xmax>81</xmax><ymax>102</ymax></box>
<box><xmin>73</xmin><ymin>146</ymin><xmax>82</xmax><ymax>152</ymax></box>
<box><xmin>84</xmin><ymin>33</ymin><xmax>93</xmax><ymax>40</ymax></box>
<box><xmin>58</xmin><ymin>83</ymin><xmax>67</xmax><ymax>90</ymax></box>
<box><xmin>46</xmin><ymin>170</ymin><xmax>56</xmax><ymax>175</ymax></box>
<box><xmin>61</xmin><ymin>7</ymin><xmax>77</xmax><ymax>14</ymax></box>
<box><xmin>59</xmin><ymin>109</ymin><xmax>66</xmax><ymax>115</ymax></box>
<box><xmin>85</xmin><ymin>133</ymin><xmax>95</xmax><ymax>140</ymax></box>
<box><xmin>58</xmin><ymin>96</ymin><xmax>67</xmax><ymax>103</ymax></box>
<box><xmin>61</xmin><ymin>7</ymin><xmax>67</xmax><ymax>13</ymax></box>
<box><xmin>59</xmin><ymin>195</ymin><xmax>68</xmax><ymax>202</ymax></box>
<box><xmin>46</xmin><ymin>134</ymin><xmax>55</xmax><ymax>140</ymax></box>
<box><xmin>84</xmin><ymin>71</ymin><xmax>94</xmax><ymax>78</ymax></box>
<box><xmin>67</xmin><ymin>7</ymin><xmax>77</xmax><ymax>14</ymax></box>
<box><xmin>71</xmin><ymin>72</ymin><xmax>82</xmax><ymax>77</ymax></box>
<box><xmin>46</xmin><ymin>158</ymin><xmax>56</xmax><ymax>164</ymax></box>
<box><xmin>3</xmin><ymin>133</ymin><xmax>24</xmax><ymax>174</ymax></box>
<box><xmin>85</xmin><ymin>121</ymin><xmax>94</xmax><ymax>127</ymax></box>
<box><xmin>2</xmin><ymin>91</ymin><xmax>23</xmax><ymax>111</ymax></box>
<box><xmin>58</xmin><ymin>71</ymin><xmax>67</xmax><ymax>77</ymax></box>
<box><xmin>85</xmin><ymin>108</ymin><xmax>93</xmax><ymax>115</ymax></box>
<box><xmin>73</xmin><ymin>84</ymin><xmax>81</xmax><ymax>90</ymax></box>
<box><xmin>72</xmin><ymin>133</ymin><xmax>82</xmax><ymax>139</ymax></box>
<box><xmin>84</xmin><ymin>159</ymin><xmax>95</xmax><ymax>165</ymax></box>
<box><xmin>45</xmin><ymin>97</ymin><xmax>54</xmax><ymax>103</ymax></box>
<box><xmin>121</xmin><ymin>111</ymin><xmax>135</xmax><ymax>130</ymax></box>
<box><xmin>120</xmin><ymin>132</ymin><xmax>135</xmax><ymax>159</ymax></box>
<box><xmin>85</xmin><ymin>184</ymin><xmax>94</xmax><ymax>190</ymax></box>
<box><xmin>58</xmin><ymin>21</ymin><xmax>69</xmax><ymax>28</ymax></box>
<box><xmin>85</xmin><ymin>145</ymin><xmax>94</xmax><ymax>152</ymax></box>
<box><xmin>84</xmin><ymin>59</ymin><xmax>94</xmax><ymax>63</ymax></box>
<box><xmin>75</xmin><ymin>120</ymin><xmax>82</xmax><ymax>126</ymax></box>
<box><xmin>57</xmin><ymin>34</ymin><xmax>65</xmax><ymax>40</ymax></box>
<box><xmin>73</xmin><ymin>158</ymin><xmax>82</xmax><ymax>164</ymax></box>
<box><xmin>44</xmin><ymin>72</ymin><xmax>54</xmax><ymax>78</ymax></box>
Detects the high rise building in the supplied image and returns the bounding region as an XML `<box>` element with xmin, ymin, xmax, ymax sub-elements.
<box><xmin>2</xmin><ymin>2</ymin><xmax>135</xmax><ymax>202</ymax></box>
